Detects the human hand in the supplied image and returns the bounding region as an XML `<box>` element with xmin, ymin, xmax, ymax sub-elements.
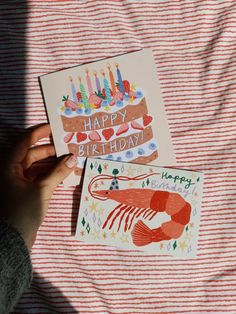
<box><xmin>0</xmin><ymin>124</ymin><xmax>77</xmax><ymax>249</ymax></box>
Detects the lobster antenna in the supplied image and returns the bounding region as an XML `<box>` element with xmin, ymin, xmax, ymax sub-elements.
<box><xmin>88</xmin><ymin>172</ymin><xmax>160</xmax><ymax>200</ymax></box>
<box><xmin>117</xmin><ymin>172</ymin><xmax>160</xmax><ymax>182</ymax></box>
<box><xmin>88</xmin><ymin>174</ymin><xmax>113</xmax><ymax>200</ymax></box>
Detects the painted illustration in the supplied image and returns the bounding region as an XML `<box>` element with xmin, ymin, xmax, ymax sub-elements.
<box><xmin>40</xmin><ymin>49</ymin><xmax>175</xmax><ymax>185</ymax></box>
<box><xmin>59</xmin><ymin>63</ymin><xmax>158</xmax><ymax>177</ymax></box>
<box><xmin>76</xmin><ymin>158</ymin><xmax>203</xmax><ymax>258</ymax></box>
<box><xmin>89</xmin><ymin>172</ymin><xmax>191</xmax><ymax>247</ymax></box>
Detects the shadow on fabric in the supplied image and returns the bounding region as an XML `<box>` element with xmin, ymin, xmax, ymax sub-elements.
<box><xmin>0</xmin><ymin>1</ymin><xmax>78</xmax><ymax>313</ymax></box>
<box><xmin>13</xmin><ymin>272</ymin><xmax>79</xmax><ymax>313</ymax></box>
<box><xmin>0</xmin><ymin>0</ymin><xmax>28</xmax><ymax>160</ymax></box>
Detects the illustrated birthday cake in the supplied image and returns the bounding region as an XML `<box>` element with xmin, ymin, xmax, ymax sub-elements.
<box><xmin>58</xmin><ymin>63</ymin><xmax>158</xmax><ymax>176</ymax></box>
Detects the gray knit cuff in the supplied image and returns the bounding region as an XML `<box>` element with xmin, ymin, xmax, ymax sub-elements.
<box><xmin>0</xmin><ymin>218</ymin><xmax>32</xmax><ymax>313</ymax></box>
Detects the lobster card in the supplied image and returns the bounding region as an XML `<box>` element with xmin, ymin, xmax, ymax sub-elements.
<box><xmin>75</xmin><ymin>158</ymin><xmax>204</xmax><ymax>258</ymax></box>
<box><xmin>40</xmin><ymin>49</ymin><xmax>175</xmax><ymax>185</ymax></box>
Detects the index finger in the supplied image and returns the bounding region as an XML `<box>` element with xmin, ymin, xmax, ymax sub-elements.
<box><xmin>27</xmin><ymin>124</ymin><xmax>52</xmax><ymax>147</ymax></box>
<box><xmin>12</xmin><ymin>124</ymin><xmax>52</xmax><ymax>164</ymax></box>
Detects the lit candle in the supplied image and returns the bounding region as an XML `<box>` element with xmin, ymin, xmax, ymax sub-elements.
<box><xmin>100</xmin><ymin>69</ymin><xmax>111</xmax><ymax>103</ymax></box>
<box><xmin>107</xmin><ymin>63</ymin><xmax>116</xmax><ymax>96</ymax></box>
<box><xmin>78</xmin><ymin>76</ymin><xmax>89</xmax><ymax>109</ymax></box>
<box><xmin>94</xmin><ymin>70</ymin><xmax>101</xmax><ymax>93</ymax></box>
<box><xmin>115</xmin><ymin>63</ymin><xmax>125</xmax><ymax>95</ymax></box>
<box><xmin>85</xmin><ymin>68</ymin><xmax>93</xmax><ymax>96</ymax></box>
<box><xmin>69</xmin><ymin>76</ymin><xmax>78</xmax><ymax>103</ymax></box>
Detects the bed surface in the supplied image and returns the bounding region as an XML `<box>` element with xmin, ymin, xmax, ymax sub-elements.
<box><xmin>1</xmin><ymin>1</ymin><xmax>235</xmax><ymax>313</ymax></box>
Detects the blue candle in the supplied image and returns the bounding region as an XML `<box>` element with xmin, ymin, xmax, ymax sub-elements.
<box><xmin>115</xmin><ymin>63</ymin><xmax>125</xmax><ymax>95</ymax></box>
<box><xmin>101</xmin><ymin>69</ymin><xmax>111</xmax><ymax>103</ymax></box>
<box><xmin>94</xmin><ymin>71</ymin><xmax>101</xmax><ymax>93</ymax></box>
<box><xmin>104</xmin><ymin>77</ymin><xmax>111</xmax><ymax>103</ymax></box>
<box><xmin>69</xmin><ymin>76</ymin><xmax>78</xmax><ymax>103</ymax></box>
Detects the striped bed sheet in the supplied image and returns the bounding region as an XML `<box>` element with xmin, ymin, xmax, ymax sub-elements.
<box><xmin>0</xmin><ymin>1</ymin><xmax>235</xmax><ymax>313</ymax></box>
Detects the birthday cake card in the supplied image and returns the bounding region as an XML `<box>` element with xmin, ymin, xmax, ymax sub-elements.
<box><xmin>40</xmin><ymin>49</ymin><xmax>175</xmax><ymax>185</ymax></box>
<box><xmin>75</xmin><ymin>158</ymin><xmax>204</xmax><ymax>258</ymax></box>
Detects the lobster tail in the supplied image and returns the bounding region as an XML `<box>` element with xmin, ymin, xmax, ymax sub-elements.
<box><xmin>131</xmin><ymin>220</ymin><xmax>153</xmax><ymax>246</ymax></box>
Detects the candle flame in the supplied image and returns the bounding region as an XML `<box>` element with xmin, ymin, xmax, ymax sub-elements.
<box><xmin>93</xmin><ymin>70</ymin><xmax>97</xmax><ymax>76</ymax></box>
<box><xmin>100</xmin><ymin>69</ymin><xmax>105</xmax><ymax>76</ymax></box>
<box><xmin>69</xmin><ymin>76</ymin><xmax>73</xmax><ymax>82</ymax></box>
<box><xmin>107</xmin><ymin>63</ymin><xmax>111</xmax><ymax>70</ymax></box>
<box><xmin>115</xmin><ymin>62</ymin><xmax>119</xmax><ymax>68</ymax></box>
<box><xmin>85</xmin><ymin>67</ymin><xmax>89</xmax><ymax>74</ymax></box>
<box><xmin>78</xmin><ymin>76</ymin><xmax>82</xmax><ymax>82</ymax></box>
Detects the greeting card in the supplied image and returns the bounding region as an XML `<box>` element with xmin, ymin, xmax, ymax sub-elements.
<box><xmin>75</xmin><ymin>158</ymin><xmax>203</xmax><ymax>258</ymax></box>
<box><xmin>40</xmin><ymin>49</ymin><xmax>175</xmax><ymax>185</ymax></box>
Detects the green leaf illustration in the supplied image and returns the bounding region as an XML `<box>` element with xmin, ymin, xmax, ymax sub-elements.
<box><xmin>173</xmin><ymin>241</ymin><xmax>177</xmax><ymax>250</ymax></box>
<box><xmin>98</xmin><ymin>164</ymin><xmax>102</xmax><ymax>174</ymax></box>
<box><xmin>95</xmin><ymin>91</ymin><xmax>105</xmax><ymax>99</ymax></box>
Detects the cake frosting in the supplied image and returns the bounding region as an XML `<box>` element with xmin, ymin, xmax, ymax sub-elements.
<box><xmin>58</xmin><ymin>63</ymin><xmax>158</xmax><ymax>175</ymax></box>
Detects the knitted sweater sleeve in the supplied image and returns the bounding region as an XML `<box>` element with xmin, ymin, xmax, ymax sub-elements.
<box><xmin>0</xmin><ymin>219</ymin><xmax>32</xmax><ymax>314</ymax></box>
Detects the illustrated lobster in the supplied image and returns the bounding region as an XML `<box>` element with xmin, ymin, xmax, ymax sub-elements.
<box><xmin>88</xmin><ymin>173</ymin><xmax>191</xmax><ymax>246</ymax></box>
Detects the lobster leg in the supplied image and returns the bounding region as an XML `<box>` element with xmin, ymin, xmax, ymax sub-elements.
<box><xmin>136</xmin><ymin>207</ymin><xmax>149</xmax><ymax>219</ymax></box>
<box><xmin>117</xmin><ymin>206</ymin><xmax>133</xmax><ymax>232</ymax></box>
<box><xmin>148</xmin><ymin>211</ymin><xmax>158</xmax><ymax>221</ymax></box>
<box><xmin>109</xmin><ymin>204</ymin><xmax>130</xmax><ymax>230</ymax></box>
<box><xmin>102</xmin><ymin>204</ymin><xmax>123</xmax><ymax>229</ymax></box>
<box><xmin>145</xmin><ymin>209</ymin><xmax>157</xmax><ymax>220</ymax></box>
<box><xmin>141</xmin><ymin>208</ymin><xmax>151</xmax><ymax>219</ymax></box>
<box><xmin>128</xmin><ymin>208</ymin><xmax>143</xmax><ymax>230</ymax></box>
<box><xmin>124</xmin><ymin>206</ymin><xmax>136</xmax><ymax>232</ymax></box>
<box><xmin>131</xmin><ymin>208</ymin><xmax>155</xmax><ymax>229</ymax></box>
<box><xmin>143</xmin><ymin>208</ymin><xmax>154</xmax><ymax>219</ymax></box>
<box><xmin>128</xmin><ymin>208</ymin><xmax>158</xmax><ymax>231</ymax></box>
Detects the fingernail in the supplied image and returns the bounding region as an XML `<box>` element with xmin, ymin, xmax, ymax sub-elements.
<box><xmin>65</xmin><ymin>155</ymin><xmax>77</xmax><ymax>168</ymax></box>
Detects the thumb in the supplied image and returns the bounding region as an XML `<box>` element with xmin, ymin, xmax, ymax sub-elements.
<box><xmin>41</xmin><ymin>154</ymin><xmax>77</xmax><ymax>194</ymax></box>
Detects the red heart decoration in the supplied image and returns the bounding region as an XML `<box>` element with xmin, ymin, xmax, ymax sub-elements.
<box><xmin>76</xmin><ymin>132</ymin><xmax>87</xmax><ymax>143</ymax></box>
<box><xmin>143</xmin><ymin>114</ymin><xmax>153</xmax><ymax>127</ymax></box>
<box><xmin>102</xmin><ymin>128</ymin><xmax>114</xmax><ymax>141</ymax></box>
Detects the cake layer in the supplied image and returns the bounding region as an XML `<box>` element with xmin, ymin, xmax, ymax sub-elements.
<box><xmin>74</xmin><ymin>150</ymin><xmax>158</xmax><ymax>176</ymax></box>
<box><xmin>75</xmin><ymin>138</ymin><xmax>158</xmax><ymax>167</ymax></box>
<box><xmin>61</xmin><ymin>97</ymin><xmax>148</xmax><ymax>132</ymax></box>
<box><xmin>62</xmin><ymin>116</ymin><xmax>152</xmax><ymax>145</ymax></box>
<box><xmin>68</xmin><ymin>126</ymin><xmax>153</xmax><ymax>157</ymax></box>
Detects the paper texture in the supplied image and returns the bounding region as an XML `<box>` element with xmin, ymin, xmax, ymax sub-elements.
<box><xmin>75</xmin><ymin>158</ymin><xmax>203</xmax><ymax>258</ymax></box>
<box><xmin>40</xmin><ymin>49</ymin><xmax>175</xmax><ymax>185</ymax></box>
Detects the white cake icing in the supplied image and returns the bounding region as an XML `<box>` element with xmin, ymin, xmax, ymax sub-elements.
<box><xmin>58</xmin><ymin>69</ymin><xmax>158</xmax><ymax>173</ymax></box>
<box><xmin>58</xmin><ymin>89</ymin><xmax>144</xmax><ymax>117</ymax></box>
<box><xmin>76</xmin><ymin>138</ymin><xmax>158</xmax><ymax>168</ymax></box>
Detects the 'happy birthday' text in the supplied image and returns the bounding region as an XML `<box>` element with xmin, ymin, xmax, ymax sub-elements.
<box><xmin>161</xmin><ymin>171</ymin><xmax>195</xmax><ymax>189</ymax></box>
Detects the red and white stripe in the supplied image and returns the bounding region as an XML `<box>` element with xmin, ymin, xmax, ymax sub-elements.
<box><xmin>1</xmin><ymin>1</ymin><xmax>236</xmax><ymax>313</ymax></box>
